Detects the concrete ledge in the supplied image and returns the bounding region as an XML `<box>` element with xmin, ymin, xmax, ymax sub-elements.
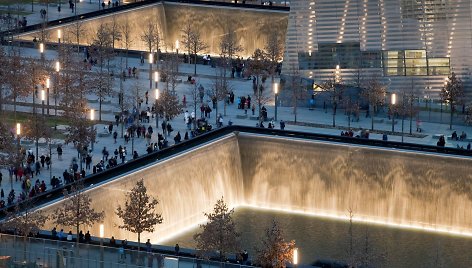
<box><xmin>98</xmin><ymin>132</ymin><xmax>111</xmax><ymax>138</ymax></box>
<box><xmin>87</xmin><ymin>99</ymin><xmax>99</xmax><ymax>103</ymax></box>
<box><xmin>236</xmin><ymin>115</ymin><xmax>248</xmax><ymax>119</ymax></box>
<box><xmin>446</xmin><ymin>137</ymin><xmax>472</xmax><ymax>142</ymax></box>
<box><xmin>385</xmin><ymin>120</ymin><xmax>398</xmax><ymax>125</ymax></box>
<box><xmin>373</xmin><ymin>118</ymin><xmax>384</xmax><ymax>123</ymax></box>
<box><xmin>432</xmin><ymin>134</ymin><xmax>444</xmax><ymax>139</ymax></box>
<box><xmin>249</xmin><ymin>116</ymin><xmax>259</xmax><ymax>120</ymax></box>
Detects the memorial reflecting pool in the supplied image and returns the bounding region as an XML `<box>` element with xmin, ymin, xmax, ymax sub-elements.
<box><xmin>37</xmin><ymin>133</ymin><xmax>472</xmax><ymax>266</ymax></box>
<box><xmin>165</xmin><ymin>206</ymin><xmax>472</xmax><ymax>267</ymax></box>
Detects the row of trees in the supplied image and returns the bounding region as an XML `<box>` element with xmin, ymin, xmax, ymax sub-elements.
<box><xmin>0</xmin><ymin>178</ymin><xmax>295</xmax><ymax>267</ymax></box>
<box><xmin>194</xmin><ymin>197</ymin><xmax>296</xmax><ymax>268</ymax></box>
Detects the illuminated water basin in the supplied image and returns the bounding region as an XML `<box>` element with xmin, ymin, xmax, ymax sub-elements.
<box><xmin>164</xmin><ymin>206</ymin><xmax>472</xmax><ymax>267</ymax></box>
<box><xmin>38</xmin><ymin>132</ymin><xmax>472</xmax><ymax>263</ymax></box>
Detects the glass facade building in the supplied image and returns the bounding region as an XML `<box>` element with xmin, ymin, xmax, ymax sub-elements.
<box><xmin>283</xmin><ymin>0</ymin><xmax>472</xmax><ymax>98</ymax></box>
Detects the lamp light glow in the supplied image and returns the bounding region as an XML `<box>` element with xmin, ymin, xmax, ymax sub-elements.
<box><xmin>154</xmin><ymin>71</ymin><xmax>159</xmax><ymax>82</ymax></box>
<box><xmin>16</xmin><ymin>123</ymin><xmax>21</xmax><ymax>136</ymax></box>
<box><xmin>149</xmin><ymin>53</ymin><xmax>153</xmax><ymax>64</ymax></box>
<box><xmin>175</xmin><ymin>40</ymin><xmax>180</xmax><ymax>50</ymax></box>
<box><xmin>46</xmin><ymin>78</ymin><xmax>50</xmax><ymax>88</ymax></box>
<box><xmin>293</xmin><ymin>248</ymin><xmax>298</xmax><ymax>265</ymax></box>
<box><xmin>57</xmin><ymin>29</ymin><xmax>62</xmax><ymax>39</ymax></box>
<box><xmin>155</xmin><ymin>88</ymin><xmax>160</xmax><ymax>100</ymax></box>
<box><xmin>391</xmin><ymin>93</ymin><xmax>397</xmax><ymax>105</ymax></box>
<box><xmin>274</xmin><ymin>83</ymin><xmax>278</xmax><ymax>94</ymax></box>
<box><xmin>99</xmin><ymin>224</ymin><xmax>104</xmax><ymax>238</ymax></box>
<box><xmin>55</xmin><ymin>61</ymin><xmax>60</xmax><ymax>72</ymax></box>
<box><xmin>41</xmin><ymin>89</ymin><xmax>45</xmax><ymax>101</ymax></box>
<box><xmin>39</xmin><ymin>43</ymin><xmax>44</xmax><ymax>53</ymax></box>
<box><xmin>90</xmin><ymin>109</ymin><xmax>95</xmax><ymax>121</ymax></box>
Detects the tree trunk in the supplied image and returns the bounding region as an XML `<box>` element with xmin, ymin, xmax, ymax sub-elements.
<box><xmin>332</xmin><ymin>102</ymin><xmax>337</xmax><ymax>127</ymax></box>
<box><xmin>371</xmin><ymin>107</ymin><xmax>374</xmax><ymax>131</ymax></box>
<box><xmin>450</xmin><ymin>105</ymin><xmax>454</xmax><ymax>130</ymax></box>
<box><xmin>194</xmin><ymin>53</ymin><xmax>197</xmax><ymax>75</ymax></box>
<box><xmin>99</xmin><ymin>98</ymin><xmax>102</xmax><ymax>122</ymax></box>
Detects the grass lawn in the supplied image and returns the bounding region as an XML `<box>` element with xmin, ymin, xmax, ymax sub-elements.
<box><xmin>2</xmin><ymin>110</ymin><xmax>71</xmax><ymax>140</ymax></box>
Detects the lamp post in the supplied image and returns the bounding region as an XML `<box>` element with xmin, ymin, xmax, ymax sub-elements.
<box><xmin>46</xmin><ymin>78</ymin><xmax>50</xmax><ymax>115</ymax></box>
<box><xmin>90</xmin><ymin>109</ymin><xmax>95</xmax><ymax>151</ymax></box>
<box><xmin>55</xmin><ymin>61</ymin><xmax>60</xmax><ymax>117</ymax></box>
<box><xmin>155</xmin><ymin>88</ymin><xmax>160</xmax><ymax>129</ymax></box>
<box><xmin>391</xmin><ymin>93</ymin><xmax>396</xmax><ymax>132</ymax></box>
<box><xmin>57</xmin><ymin>29</ymin><xmax>61</xmax><ymax>44</ymax></box>
<box><xmin>16</xmin><ymin>123</ymin><xmax>21</xmax><ymax>153</ymax></box>
<box><xmin>293</xmin><ymin>248</ymin><xmax>299</xmax><ymax>268</ymax></box>
<box><xmin>274</xmin><ymin>82</ymin><xmax>278</xmax><ymax>121</ymax></box>
<box><xmin>401</xmin><ymin>94</ymin><xmax>405</xmax><ymax>142</ymax></box>
<box><xmin>149</xmin><ymin>53</ymin><xmax>153</xmax><ymax>90</ymax></box>
<box><xmin>39</xmin><ymin>43</ymin><xmax>44</xmax><ymax>61</ymax></box>
<box><xmin>154</xmin><ymin>71</ymin><xmax>159</xmax><ymax>89</ymax></box>
<box><xmin>99</xmin><ymin>224</ymin><xmax>104</xmax><ymax>268</ymax></box>
<box><xmin>41</xmin><ymin>88</ymin><xmax>45</xmax><ymax>116</ymax></box>
<box><xmin>175</xmin><ymin>40</ymin><xmax>179</xmax><ymax>72</ymax></box>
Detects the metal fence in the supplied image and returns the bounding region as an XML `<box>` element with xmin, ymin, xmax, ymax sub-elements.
<box><xmin>0</xmin><ymin>233</ymin><xmax>253</xmax><ymax>268</ymax></box>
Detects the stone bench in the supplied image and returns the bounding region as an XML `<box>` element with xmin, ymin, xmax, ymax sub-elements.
<box><xmin>385</xmin><ymin>119</ymin><xmax>398</xmax><ymax>125</ymax></box>
<box><xmin>87</xmin><ymin>99</ymin><xmax>99</xmax><ymax>103</ymax></box>
<box><xmin>373</xmin><ymin>118</ymin><xmax>384</xmax><ymax>123</ymax></box>
<box><xmin>98</xmin><ymin>132</ymin><xmax>111</xmax><ymax>138</ymax></box>
<box><xmin>432</xmin><ymin>134</ymin><xmax>444</xmax><ymax>139</ymax></box>
<box><xmin>249</xmin><ymin>116</ymin><xmax>259</xmax><ymax>120</ymax></box>
<box><xmin>236</xmin><ymin>115</ymin><xmax>248</xmax><ymax>119</ymax></box>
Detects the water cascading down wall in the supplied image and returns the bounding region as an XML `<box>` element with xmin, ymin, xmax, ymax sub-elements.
<box><xmin>17</xmin><ymin>2</ymin><xmax>288</xmax><ymax>58</ymax></box>
<box><xmin>39</xmin><ymin>133</ymin><xmax>472</xmax><ymax>243</ymax></box>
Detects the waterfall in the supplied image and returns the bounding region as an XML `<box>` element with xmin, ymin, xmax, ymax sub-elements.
<box><xmin>39</xmin><ymin>133</ymin><xmax>472</xmax><ymax>243</ymax></box>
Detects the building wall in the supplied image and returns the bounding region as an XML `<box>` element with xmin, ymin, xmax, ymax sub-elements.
<box><xmin>283</xmin><ymin>0</ymin><xmax>472</xmax><ymax>99</ymax></box>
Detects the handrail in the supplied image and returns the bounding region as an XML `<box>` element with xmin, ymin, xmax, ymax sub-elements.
<box><xmin>0</xmin><ymin>125</ymin><xmax>470</xmax><ymax>218</ymax></box>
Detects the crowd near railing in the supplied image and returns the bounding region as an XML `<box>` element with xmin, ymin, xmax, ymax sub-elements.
<box><xmin>0</xmin><ymin>233</ymin><xmax>255</xmax><ymax>268</ymax></box>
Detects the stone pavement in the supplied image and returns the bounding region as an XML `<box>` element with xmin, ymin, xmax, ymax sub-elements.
<box><xmin>2</xmin><ymin>0</ymin><xmax>117</xmax><ymax>26</ymax></box>
<box><xmin>1</xmin><ymin>44</ymin><xmax>472</xmax><ymax>211</ymax></box>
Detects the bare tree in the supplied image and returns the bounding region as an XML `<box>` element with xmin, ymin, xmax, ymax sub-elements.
<box><xmin>22</xmin><ymin>114</ymin><xmax>52</xmax><ymax>164</ymax></box>
<box><xmin>361</xmin><ymin>76</ymin><xmax>387</xmax><ymax>130</ymax></box>
<box><xmin>160</xmin><ymin>53</ymin><xmax>179</xmax><ymax>94</ymax></box>
<box><xmin>116</xmin><ymin>179</ymin><xmax>163</xmax><ymax>252</ymax></box>
<box><xmin>286</xmin><ymin>65</ymin><xmax>305</xmax><ymax>123</ymax></box>
<box><xmin>120</xmin><ymin>19</ymin><xmax>133</xmax><ymax>68</ymax></box>
<box><xmin>194</xmin><ymin>197</ymin><xmax>240</xmax><ymax>261</ymax></box>
<box><xmin>141</xmin><ymin>19</ymin><xmax>162</xmax><ymax>61</ymax></box>
<box><xmin>322</xmin><ymin>71</ymin><xmax>344</xmax><ymax>127</ymax></box>
<box><xmin>398</xmin><ymin>81</ymin><xmax>420</xmax><ymax>134</ymax></box>
<box><xmin>156</xmin><ymin>90</ymin><xmax>183</xmax><ymax>124</ymax></box>
<box><xmin>440</xmin><ymin>72</ymin><xmax>464</xmax><ymax>130</ymax></box>
<box><xmin>182</xmin><ymin>19</ymin><xmax>208</xmax><ymax>75</ymax></box>
<box><xmin>343</xmin><ymin>96</ymin><xmax>360</xmax><ymax>129</ymax></box>
<box><xmin>90</xmin><ymin>24</ymin><xmax>115</xmax><ymax>121</ymax></box>
<box><xmin>0</xmin><ymin>122</ymin><xmax>23</xmax><ymax>171</ymax></box>
<box><xmin>66</xmin><ymin>20</ymin><xmax>87</xmax><ymax>53</ymax></box>
<box><xmin>5</xmin><ymin>51</ymin><xmax>29</xmax><ymax>119</ymax></box>
<box><xmin>1</xmin><ymin>199</ymin><xmax>49</xmax><ymax>260</ymax></box>
<box><xmin>52</xmin><ymin>181</ymin><xmax>104</xmax><ymax>250</ymax></box>
<box><xmin>0</xmin><ymin>47</ymin><xmax>6</xmax><ymax>114</ymax></box>
<box><xmin>264</xmin><ymin>31</ymin><xmax>284</xmax><ymax>81</ymax></box>
<box><xmin>219</xmin><ymin>25</ymin><xmax>243</xmax><ymax>66</ymax></box>
<box><xmin>109</xmin><ymin>15</ymin><xmax>122</xmax><ymax>50</ymax></box>
<box><xmin>245</xmin><ymin>49</ymin><xmax>272</xmax><ymax>124</ymax></box>
<box><xmin>255</xmin><ymin>220</ymin><xmax>296</xmax><ymax>268</ymax></box>
<box><xmin>210</xmin><ymin>66</ymin><xmax>232</xmax><ymax>121</ymax></box>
